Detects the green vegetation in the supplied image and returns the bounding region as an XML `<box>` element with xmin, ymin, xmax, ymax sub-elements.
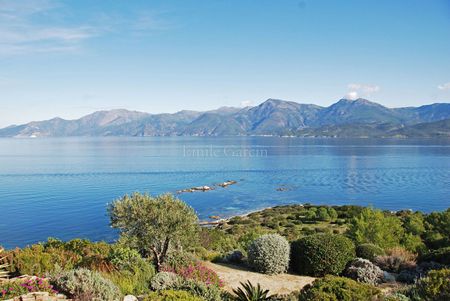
<box><xmin>51</xmin><ymin>268</ymin><xmax>121</xmax><ymax>301</ymax></box>
<box><xmin>150</xmin><ymin>272</ymin><xmax>181</xmax><ymax>291</ymax></box>
<box><xmin>355</xmin><ymin>243</ymin><xmax>385</xmax><ymax>261</ymax></box>
<box><xmin>407</xmin><ymin>268</ymin><xmax>450</xmax><ymax>300</ymax></box>
<box><xmin>291</xmin><ymin>234</ymin><xmax>355</xmax><ymax>276</ymax></box>
<box><xmin>298</xmin><ymin>276</ymin><xmax>381</xmax><ymax>301</ymax></box>
<box><xmin>143</xmin><ymin>290</ymin><xmax>204</xmax><ymax>301</ymax></box>
<box><xmin>247</xmin><ymin>234</ymin><xmax>290</xmax><ymax>275</ymax></box>
<box><xmin>108</xmin><ymin>193</ymin><xmax>200</xmax><ymax>272</ymax></box>
<box><xmin>2</xmin><ymin>194</ymin><xmax>450</xmax><ymax>301</ymax></box>
<box><xmin>232</xmin><ymin>281</ymin><xmax>271</xmax><ymax>301</ymax></box>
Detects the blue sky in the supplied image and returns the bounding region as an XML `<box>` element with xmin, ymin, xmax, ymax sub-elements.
<box><xmin>0</xmin><ymin>0</ymin><xmax>449</xmax><ymax>126</ymax></box>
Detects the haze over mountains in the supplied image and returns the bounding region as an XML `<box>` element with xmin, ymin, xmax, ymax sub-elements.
<box><xmin>1</xmin><ymin>98</ymin><xmax>450</xmax><ymax>138</ymax></box>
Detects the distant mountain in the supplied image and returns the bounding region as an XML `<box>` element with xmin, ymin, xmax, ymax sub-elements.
<box><xmin>1</xmin><ymin>98</ymin><xmax>450</xmax><ymax>138</ymax></box>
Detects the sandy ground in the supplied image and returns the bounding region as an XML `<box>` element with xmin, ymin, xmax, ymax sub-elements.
<box><xmin>204</xmin><ymin>262</ymin><xmax>316</xmax><ymax>295</ymax></box>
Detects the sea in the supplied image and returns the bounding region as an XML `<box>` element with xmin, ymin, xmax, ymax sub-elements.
<box><xmin>1</xmin><ymin>137</ymin><xmax>449</xmax><ymax>249</ymax></box>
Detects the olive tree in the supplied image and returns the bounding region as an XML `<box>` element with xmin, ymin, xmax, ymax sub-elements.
<box><xmin>108</xmin><ymin>192</ymin><xmax>199</xmax><ymax>271</ymax></box>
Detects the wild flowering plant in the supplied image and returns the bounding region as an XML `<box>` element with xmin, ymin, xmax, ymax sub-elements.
<box><xmin>0</xmin><ymin>277</ymin><xmax>57</xmax><ymax>300</ymax></box>
<box><xmin>163</xmin><ymin>262</ymin><xmax>224</xmax><ymax>287</ymax></box>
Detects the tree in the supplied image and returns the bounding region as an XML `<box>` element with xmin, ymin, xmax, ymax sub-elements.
<box><xmin>347</xmin><ymin>207</ymin><xmax>404</xmax><ymax>249</ymax></box>
<box><xmin>108</xmin><ymin>193</ymin><xmax>199</xmax><ymax>271</ymax></box>
<box><xmin>317</xmin><ymin>207</ymin><xmax>331</xmax><ymax>221</ymax></box>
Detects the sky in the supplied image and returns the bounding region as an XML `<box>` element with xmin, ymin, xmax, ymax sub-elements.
<box><xmin>0</xmin><ymin>0</ymin><xmax>450</xmax><ymax>127</ymax></box>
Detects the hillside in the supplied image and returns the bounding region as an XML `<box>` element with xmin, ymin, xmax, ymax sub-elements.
<box><xmin>1</xmin><ymin>98</ymin><xmax>450</xmax><ymax>138</ymax></box>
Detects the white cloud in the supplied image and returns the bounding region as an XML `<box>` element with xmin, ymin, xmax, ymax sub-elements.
<box><xmin>345</xmin><ymin>83</ymin><xmax>380</xmax><ymax>100</ymax></box>
<box><xmin>0</xmin><ymin>1</ymin><xmax>172</xmax><ymax>56</ymax></box>
<box><xmin>438</xmin><ymin>82</ymin><xmax>450</xmax><ymax>91</ymax></box>
<box><xmin>345</xmin><ymin>91</ymin><xmax>359</xmax><ymax>100</ymax></box>
<box><xmin>0</xmin><ymin>0</ymin><xmax>95</xmax><ymax>55</ymax></box>
<box><xmin>240</xmin><ymin>100</ymin><xmax>253</xmax><ymax>107</ymax></box>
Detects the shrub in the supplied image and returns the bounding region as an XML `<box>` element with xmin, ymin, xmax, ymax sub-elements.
<box><xmin>176</xmin><ymin>278</ymin><xmax>222</xmax><ymax>301</ymax></box>
<box><xmin>219</xmin><ymin>250</ymin><xmax>244</xmax><ymax>264</ymax></box>
<box><xmin>356</xmin><ymin>243</ymin><xmax>385</xmax><ymax>261</ymax></box>
<box><xmin>7</xmin><ymin>245</ymin><xmax>80</xmax><ymax>275</ymax></box>
<box><xmin>0</xmin><ymin>277</ymin><xmax>57</xmax><ymax>300</ymax></box>
<box><xmin>374</xmin><ymin>247</ymin><xmax>416</xmax><ymax>273</ymax></box>
<box><xmin>150</xmin><ymin>272</ymin><xmax>181</xmax><ymax>291</ymax></box>
<box><xmin>162</xmin><ymin>250</ymin><xmax>198</xmax><ymax>271</ymax></box>
<box><xmin>247</xmin><ymin>234</ymin><xmax>290</xmax><ymax>275</ymax></box>
<box><xmin>347</xmin><ymin>207</ymin><xmax>405</xmax><ymax>249</ymax></box>
<box><xmin>51</xmin><ymin>268</ymin><xmax>120</xmax><ymax>301</ymax></box>
<box><xmin>107</xmin><ymin>245</ymin><xmax>143</xmax><ymax>270</ymax></box>
<box><xmin>143</xmin><ymin>290</ymin><xmax>204</xmax><ymax>301</ymax></box>
<box><xmin>291</xmin><ymin>234</ymin><xmax>355</xmax><ymax>276</ymax></box>
<box><xmin>344</xmin><ymin>258</ymin><xmax>384</xmax><ymax>285</ymax></box>
<box><xmin>163</xmin><ymin>262</ymin><xmax>223</xmax><ymax>287</ymax></box>
<box><xmin>232</xmin><ymin>281</ymin><xmax>271</xmax><ymax>301</ymax></box>
<box><xmin>407</xmin><ymin>268</ymin><xmax>450</xmax><ymax>301</ymax></box>
<box><xmin>419</xmin><ymin>247</ymin><xmax>450</xmax><ymax>265</ymax></box>
<box><xmin>298</xmin><ymin>275</ymin><xmax>381</xmax><ymax>301</ymax></box>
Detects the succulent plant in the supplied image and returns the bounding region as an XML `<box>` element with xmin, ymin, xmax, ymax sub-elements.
<box><xmin>233</xmin><ymin>281</ymin><xmax>271</xmax><ymax>301</ymax></box>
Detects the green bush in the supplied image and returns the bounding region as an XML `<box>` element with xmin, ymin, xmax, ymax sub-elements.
<box><xmin>143</xmin><ymin>290</ymin><xmax>204</xmax><ymax>301</ymax></box>
<box><xmin>107</xmin><ymin>245</ymin><xmax>143</xmax><ymax>270</ymax></box>
<box><xmin>102</xmin><ymin>257</ymin><xmax>155</xmax><ymax>295</ymax></box>
<box><xmin>7</xmin><ymin>245</ymin><xmax>80</xmax><ymax>275</ymax></box>
<box><xmin>298</xmin><ymin>275</ymin><xmax>381</xmax><ymax>301</ymax></box>
<box><xmin>176</xmin><ymin>278</ymin><xmax>222</xmax><ymax>301</ymax></box>
<box><xmin>51</xmin><ymin>268</ymin><xmax>121</xmax><ymax>301</ymax></box>
<box><xmin>355</xmin><ymin>243</ymin><xmax>385</xmax><ymax>261</ymax></box>
<box><xmin>247</xmin><ymin>234</ymin><xmax>290</xmax><ymax>275</ymax></box>
<box><xmin>291</xmin><ymin>234</ymin><xmax>355</xmax><ymax>276</ymax></box>
<box><xmin>150</xmin><ymin>272</ymin><xmax>181</xmax><ymax>291</ymax></box>
<box><xmin>407</xmin><ymin>268</ymin><xmax>450</xmax><ymax>301</ymax></box>
<box><xmin>419</xmin><ymin>247</ymin><xmax>450</xmax><ymax>265</ymax></box>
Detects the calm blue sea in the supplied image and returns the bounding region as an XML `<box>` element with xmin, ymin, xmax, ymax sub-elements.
<box><xmin>1</xmin><ymin>137</ymin><xmax>449</xmax><ymax>249</ymax></box>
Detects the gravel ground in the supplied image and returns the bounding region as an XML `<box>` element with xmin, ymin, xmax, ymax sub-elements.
<box><xmin>204</xmin><ymin>262</ymin><xmax>316</xmax><ymax>295</ymax></box>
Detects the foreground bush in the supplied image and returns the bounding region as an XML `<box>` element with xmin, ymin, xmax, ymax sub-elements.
<box><xmin>247</xmin><ymin>234</ymin><xmax>290</xmax><ymax>275</ymax></box>
<box><xmin>298</xmin><ymin>275</ymin><xmax>381</xmax><ymax>301</ymax></box>
<box><xmin>143</xmin><ymin>290</ymin><xmax>204</xmax><ymax>301</ymax></box>
<box><xmin>175</xmin><ymin>278</ymin><xmax>222</xmax><ymax>301</ymax></box>
<box><xmin>355</xmin><ymin>243</ymin><xmax>385</xmax><ymax>261</ymax></box>
<box><xmin>291</xmin><ymin>234</ymin><xmax>355</xmax><ymax>276</ymax></box>
<box><xmin>344</xmin><ymin>258</ymin><xmax>384</xmax><ymax>285</ymax></box>
<box><xmin>51</xmin><ymin>268</ymin><xmax>121</xmax><ymax>301</ymax></box>
<box><xmin>150</xmin><ymin>272</ymin><xmax>181</xmax><ymax>291</ymax></box>
<box><xmin>7</xmin><ymin>244</ymin><xmax>80</xmax><ymax>275</ymax></box>
<box><xmin>0</xmin><ymin>277</ymin><xmax>57</xmax><ymax>300</ymax></box>
<box><xmin>407</xmin><ymin>268</ymin><xmax>450</xmax><ymax>301</ymax></box>
<box><xmin>374</xmin><ymin>247</ymin><xmax>416</xmax><ymax>273</ymax></box>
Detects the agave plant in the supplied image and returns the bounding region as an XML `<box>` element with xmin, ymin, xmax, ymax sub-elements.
<box><xmin>232</xmin><ymin>280</ymin><xmax>271</xmax><ymax>301</ymax></box>
<box><xmin>0</xmin><ymin>246</ymin><xmax>9</xmax><ymax>281</ymax></box>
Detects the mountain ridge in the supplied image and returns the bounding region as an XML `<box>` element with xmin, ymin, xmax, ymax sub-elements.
<box><xmin>1</xmin><ymin>98</ymin><xmax>450</xmax><ymax>138</ymax></box>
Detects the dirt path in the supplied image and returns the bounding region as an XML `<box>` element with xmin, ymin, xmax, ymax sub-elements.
<box><xmin>204</xmin><ymin>262</ymin><xmax>316</xmax><ymax>295</ymax></box>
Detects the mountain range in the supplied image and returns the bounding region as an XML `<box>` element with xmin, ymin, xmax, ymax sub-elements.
<box><xmin>1</xmin><ymin>98</ymin><xmax>450</xmax><ymax>138</ymax></box>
